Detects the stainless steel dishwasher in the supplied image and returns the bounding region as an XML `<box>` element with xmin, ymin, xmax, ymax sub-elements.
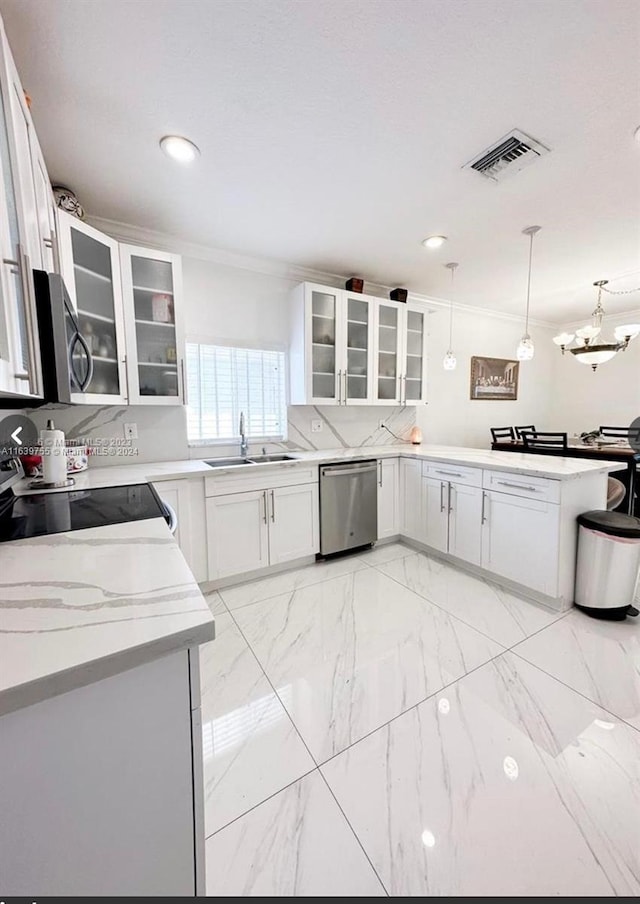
<box><xmin>319</xmin><ymin>460</ymin><xmax>378</xmax><ymax>556</ymax></box>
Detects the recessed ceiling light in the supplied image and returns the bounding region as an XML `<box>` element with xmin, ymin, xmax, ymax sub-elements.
<box><xmin>159</xmin><ymin>135</ymin><xmax>200</xmax><ymax>163</ymax></box>
<box><xmin>422</xmin><ymin>235</ymin><xmax>447</xmax><ymax>249</ymax></box>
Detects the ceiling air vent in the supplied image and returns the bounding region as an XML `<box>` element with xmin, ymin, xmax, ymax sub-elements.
<box><xmin>464</xmin><ymin>129</ymin><xmax>550</xmax><ymax>182</ymax></box>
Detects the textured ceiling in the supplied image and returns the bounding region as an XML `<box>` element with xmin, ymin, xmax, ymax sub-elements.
<box><xmin>1</xmin><ymin>0</ymin><xmax>639</xmax><ymax>321</ymax></box>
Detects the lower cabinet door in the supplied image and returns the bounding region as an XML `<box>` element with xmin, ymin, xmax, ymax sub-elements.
<box><xmin>481</xmin><ymin>490</ymin><xmax>559</xmax><ymax>595</ymax></box>
<box><xmin>268</xmin><ymin>482</ymin><xmax>319</xmax><ymax>565</ymax></box>
<box><xmin>400</xmin><ymin>459</ymin><xmax>425</xmax><ymax>541</ymax></box>
<box><xmin>423</xmin><ymin>476</ymin><xmax>449</xmax><ymax>553</ymax></box>
<box><xmin>206</xmin><ymin>490</ymin><xmax>269</xmax><ymax>580</ymax></box>
<box><xmin>377</xmin><ymin>458</ymin><xmax>399</xmax><ymax>539</ymax></box>
<box><xmin>448</xmin><ymin>482</ymin><xmax>482</xmax><ymax>566</ymax></box>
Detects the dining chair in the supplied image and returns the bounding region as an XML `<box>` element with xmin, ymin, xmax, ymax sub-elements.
<box><xmin>490</xmin><ymin>426</ymin><xmax>516</xmax><ymax>443</ymax></box>
<box><xmin>514</xmin><ymin>424</ymin><xmax>536</xmax><ymax>439</ymax></box>
<box><xmin>521</xmin><ymin>431</ymin><xmax>568</xmax><ymax>450</ymax></box>
<box><xmin>599</xmin><ymin>426</ymin><xmax>640</xmax><ymax>444</ymax></box>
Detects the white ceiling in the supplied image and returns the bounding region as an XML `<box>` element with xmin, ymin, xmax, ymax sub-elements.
<box><xmin>1</xmin><ymin>0</ymin><xmax>639</xmax><ymax>322</ymax></box>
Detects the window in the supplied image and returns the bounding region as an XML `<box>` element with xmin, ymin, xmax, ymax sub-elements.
<box><xmin>186</xmin><ymin>343</ymin><xmax>287</xmax><ymax>445</ymax></box>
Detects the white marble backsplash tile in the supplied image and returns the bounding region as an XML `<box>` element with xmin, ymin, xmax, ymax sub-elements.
<box><xmin>23</xmin><ymin>402</ymin><xmax>416</xmax><ymax>466</ymax></box>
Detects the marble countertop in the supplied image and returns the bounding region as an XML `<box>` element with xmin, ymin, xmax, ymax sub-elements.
<box><xmin>0</xmin><ymin>517</ymin><xmax>215</xmax><ymax>716</ymax></box>
<box><xmin>13</xmin><ymin>444</ymin><xmax>622</xmax><ymax>495</ymax></box>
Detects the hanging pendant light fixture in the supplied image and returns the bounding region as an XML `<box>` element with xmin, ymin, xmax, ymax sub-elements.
<box><xmin>443</xmin><ymin>262</ymin><xmax>459</xmax><ymax>371</ymax></box>
<box><xmin>516</xmin><ymin>225</ymin><xmax>541</xmax><ymax>361</ymax></box>
<box><xmin>552</xmin><ymin>279</ymin><xmax>640</xmax><ymax>370</ymax></box>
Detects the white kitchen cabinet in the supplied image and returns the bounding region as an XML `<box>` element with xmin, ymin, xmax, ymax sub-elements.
<box><xmin>29</xmin><ymin>130</ymin><xmax>58</xmax><ymax>273</ymax></box>
<box><xmin>268</xmin><ymin>482</ymin><xmax>320</xmax><ymax>564</ymax></box>
<box><xmin>152</xmin><ymin>478</ymin><xmax>208</xmax><ymax>583</ymax></box>
<box><xmin>206</xmin><ymin>489</ymin><xmax>270</xmax><ymax>580</ymax></box>
<box><xmin>120</xmin><ymin>244</ymin><xmax>185</xmax><ymax>405</ymax></box>
<box><xmin>448</xmin><ymin>482</ymin><xmax>483</xmax><ymax>566</ymax></box>
<box><xmin>481</xmin><ymin>489</ymin><xmax>559</xmax><ymax>596</ymax></box>
<box><xmin>423</xmin><ymin>476</ymin><xmax>449</xmax><ymax>553</ymax></box>
<box><xmin>0</xmin><ymin>20</ymin><xmax>43</xmax><ymax>399</ymax></box>
<box><xmin>377</xmin><ymin>457</ymin><xmax>399</xmax><ymax>539</ymax></box>
<box><xmin>289</xmin><ymin>282</ymin><xmax>375</xmax><ymax>406</ymax></box>
<box><xmin>373</xmin><ymin>301</ymin><xmax>428</xmax><ymax>406</ymax></box>
<box><xmin>57</xmin><ymin>210</ymin><xmax>129</xmax><ymax>404</ymax></box>
<box><xmin>206</xmin><ymin>475</ymin><xmax>320</xmax><ymax>581</ymax></box>
<box><xmin>400</xmin><ymin>458</ymin><xmax>425</xmax><ymax>541</ymax></box>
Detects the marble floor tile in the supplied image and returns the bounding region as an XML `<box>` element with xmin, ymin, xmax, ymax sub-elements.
<box><xmin>377</xmin><ymin>551</ymin><xmax>562</xmax><ymax>647</ymax></box>
<box><xmin>322</xmin><ymin>652</ymin><xmax>640</xmax><ymax>897</ymax></box>
<box><xmin>202</xmin><ymin>589</ymin><xmax>226</xmax><ymax>615</ymax></box>
<box><xmin>513</xmin><ymin>609</ymin><xmax>640</xmax><ymax>729</ymax></box>
<box><xmin>234</xmin><ymin>567</ymin><xmax>503</xmax><ymax>761</ymax></box>
<box><xmin>219</xmin><ymin>555</ymin><xmax>368</xmax><ymax>611</ymax></box>
<box><xmin>205</xmin><ymin>771</ymin><xmax>386</xmax><ymax>896</ymax></box>
<box><xmin>200</xmin><ymin>613</ymin><xmax>315</xmax><ymax>836</ymax></box>
<box><xmin>356</xmin><ymin>540</ymin><xmax>412</xmax><ymax>567</ymax></box>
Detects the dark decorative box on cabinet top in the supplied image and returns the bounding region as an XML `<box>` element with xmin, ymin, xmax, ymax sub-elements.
<box><xmin>390</xmin><ymin>287</ymin><xmax>408</xmax><ymax>302</ymax></box>
<box><xmin>345</xmin><ymin>277</ymin><xmax>364</xmax><ymax>293</ymax></box>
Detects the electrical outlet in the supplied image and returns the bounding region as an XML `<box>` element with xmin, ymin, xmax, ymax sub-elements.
<box><xmin>124</xmin><ymin>423</ymin><xmax>138</xmax><ymax>440</ymax></box>
<box><xmin>311</xmin><ymin>419</ymin><xmax>323</xmax><ymax>433</ymax></box>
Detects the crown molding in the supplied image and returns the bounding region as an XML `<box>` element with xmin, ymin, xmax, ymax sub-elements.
<box><xmin>86</xmin><ymin>214</ymin><xmax>556</xmax><ymax>330</ymax></box>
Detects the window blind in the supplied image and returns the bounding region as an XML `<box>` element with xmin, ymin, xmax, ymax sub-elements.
<box><xmin>186</xmin><ymin>343</ymin><xmax>287</xmax><ymax>444</ymax></box>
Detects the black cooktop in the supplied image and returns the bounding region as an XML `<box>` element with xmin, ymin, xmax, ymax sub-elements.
<box><xmin>0</xmin><ymin>483</ymin><xmax>166</xmax><ymax>543</ymax></box>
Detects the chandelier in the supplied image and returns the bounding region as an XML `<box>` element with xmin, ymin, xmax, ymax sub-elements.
<box><xmin>553</xmin><ymin>279</ymin><xmax>640</xmax><ymax>370</ymax></box>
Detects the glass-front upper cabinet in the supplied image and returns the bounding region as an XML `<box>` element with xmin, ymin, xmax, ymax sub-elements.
<box><xmin>403</xmin><ymin>306</ymin><xmax>427</xmax><ymax>404</ymax></box>
<box><xmin>343</xmin><ymin>293</ymin><xmax>373</xmax><ymax>403</ymax></box>
<box><xmin>374</xmin><ymin>301</ymin><xmax>403</xmax><ymax>404</ymax></box>
<box><xmin>57</xmin><ymin>210</ymin><xmax>128</xmax><ymax>404</ymax></box>
<box><xmin>120</xmin><ymin>245</ymin><xmax>184</xmax><ymax>405</ymax></box>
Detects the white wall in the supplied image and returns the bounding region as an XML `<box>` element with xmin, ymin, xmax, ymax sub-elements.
<box><xmin>420</xmin><ymin>307</ymin><xmax>557</xmax><ymax>448</ymax></box>
<box><xmin>548</xmin><ymin>311</ymin><xmax>640</xmax><ymax>436</ymax></box>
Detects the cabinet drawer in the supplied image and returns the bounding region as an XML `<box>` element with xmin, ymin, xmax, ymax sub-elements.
<box><xmin>423</xmin><ymin>462</ymin><xmax>482</xmax><ymax>487</ymax></box>
<box><xmin>482</xmin><ymin>469</ymin><xmax>560</xmax><ymax>503</ymax></box>
<box><xmin>205</xmin><ymin>464</ymin><xmax>317</xmax><ymax>497</ymax></box>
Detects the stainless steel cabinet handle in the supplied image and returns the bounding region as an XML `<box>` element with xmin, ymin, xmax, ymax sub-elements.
<box><xmin>337</xmin><ymin>369</ymin><xmax>342</xmax><ymax>404</ymax></box>
<box><xmin>343</xmin><ymin>370</ymin><xmax>348</xmax><ymax>405</ymax></box>
<box><xmin>262</xmin><ymin>491</ymin><xmax>268</xmax><ymax>524</ymax></box>
<box><xmin>434</xmin><ymin>470</ymin><xmax>463</xmax><ymax>478</ymax></box>
<box><xmin>440</xmin><ymin>481</ymin><xmax>445</xmax><ymax>513</ymax></box>
<box><xmin>270</xmin><ymin>489</ymin><xmax>275</xmax><ymax>522</ymax></box>
<box><xmin>497</xmin><ymin>480</ymin><xmax>539</xmax><ymax>492</ymax></box>
<box><xmin>378</xmin><ymin>460</ymin><xmax>383</xmax><ymax>487</ymax></box>
<box><xmin>43</xmin><ymin>237</ymin><xmax>54</xmax><ymax>248</ymax></box>
<box><xmin>180</xmin><ymin>358</ymin><xmax>188</xmax><ymax>405</ymax></box>
<box><xmin>448</xmin><ymin>482</ymin><xmax>453</xmax><ymax>513</ymax></box>
<box><xmin>481</xmin><ymin>491</ymin><xmax>488</xmax><ymax>524</ymax></box>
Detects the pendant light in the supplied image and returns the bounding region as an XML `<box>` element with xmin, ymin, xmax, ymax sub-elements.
<box><xmin>443</xmin><ymin>261</ymin><xmax>458</xmax><ymax>371</ymax></box>
<box><xmin>516</xmin><ymin>225</ymin><xmax>541</xmax><ymax>361</ymax></box>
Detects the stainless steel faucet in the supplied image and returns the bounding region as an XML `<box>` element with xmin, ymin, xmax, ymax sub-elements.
<box><xmin>239</xmin><ymin>411</ymin><xmax>248</xmax><ymax>458</ymax></box>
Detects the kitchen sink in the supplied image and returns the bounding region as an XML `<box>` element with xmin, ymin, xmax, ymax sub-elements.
<box><xmin>248</xmin><ymin>454</ymin><xmax>297</xmax><ymax>463</ymax></box>
<box><xmin>205</xmin><ymin>457</ymin><xmax>255</xmax><ymax>468</ymax></box>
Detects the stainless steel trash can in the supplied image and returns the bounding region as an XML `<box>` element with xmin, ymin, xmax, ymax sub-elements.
<box><xmin>575</xmin><ymin>510</ymin><xmax>640</xmax><ymax>620</ymax></box>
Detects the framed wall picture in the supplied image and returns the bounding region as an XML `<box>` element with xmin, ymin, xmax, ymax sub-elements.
<box><xmin>470</xmin><ymin>356</ymin><xmax>520</xmax><ymax>400</ymax></box>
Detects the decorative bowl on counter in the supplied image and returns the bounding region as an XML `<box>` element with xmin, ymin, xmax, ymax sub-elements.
<box><xmin>20</xmin><ymin>441</ymin><xmax>89</xmax><ymax>478</ymax></box>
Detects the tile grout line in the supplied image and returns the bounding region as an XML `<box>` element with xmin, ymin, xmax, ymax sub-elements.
<box><xmin>217</xmin><ymin>558</ymin><xmax>372</xmax><ymax>613</ymax></box>
<box><xmin>507</xmin><ymin>645</ymin><xmax>640</xmax><ymax>736</ymax></box>
<box><xmin>368</xmin><ymin>554</ymin><xmax>569</xmax><ymax>650</ymax></box>
<box><xmin>218</xmin><ymin>602</ymin><xmax>391</xmax><ymax>892</ymax></box>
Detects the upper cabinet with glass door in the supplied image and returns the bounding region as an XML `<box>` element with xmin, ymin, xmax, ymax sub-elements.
<box><xmin>290</xmin><ymin>282</ymin><xmax>342</xmax><ymax>405</ymax></box>
<box><xmin>120</xmin><ymin>244</ymin><xmax>185</xmax><ymax>405</ymax></box>
<box><xmin>343</xmin><ymin>291</ymin><xmax>374</xmax><ymax>404</ymax></box>
<box><xmin>373</xmin><ymin>301</ymin><xmax>403</xmax><ymax>404</ymax></box>
<box><xmin>402</xmin><ymin>305</ymin><xmax>427</xmax><ymax>404</ymax></box>
<box><xmin>57</xmin><ymin>211</ymin><xmax>128</xmax><ymax>404</ymax></box>
<box><xmin>0</xmin><ymin>18</ymin><xmax>43</xmax><ymax>399</ymax></box>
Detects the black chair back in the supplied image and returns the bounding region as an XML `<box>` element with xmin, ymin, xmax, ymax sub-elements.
<box><xmin>490</xmin><ymin>426</ymin><xmax>515</xmax><ymax>443</ymax></box>
<box><xmin>514</xmin><ymin>424</ymin><xmax>536</xmax><ymax>439</ymax></box>
<box><xmin>521</xmin><ymin>431</ymin><xmax>568</xmax><ymax>450</ymax></box>
<box><xmin>599</xmin><ymin>426</ymin><xmax>640</xmax><ymax>443</ymax></box>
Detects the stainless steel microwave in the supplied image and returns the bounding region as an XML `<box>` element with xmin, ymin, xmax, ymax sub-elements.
<box><xmin>33</xmin><ymin>270</ymin><xmax>93</xmax><ymax>404</ymax></box>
